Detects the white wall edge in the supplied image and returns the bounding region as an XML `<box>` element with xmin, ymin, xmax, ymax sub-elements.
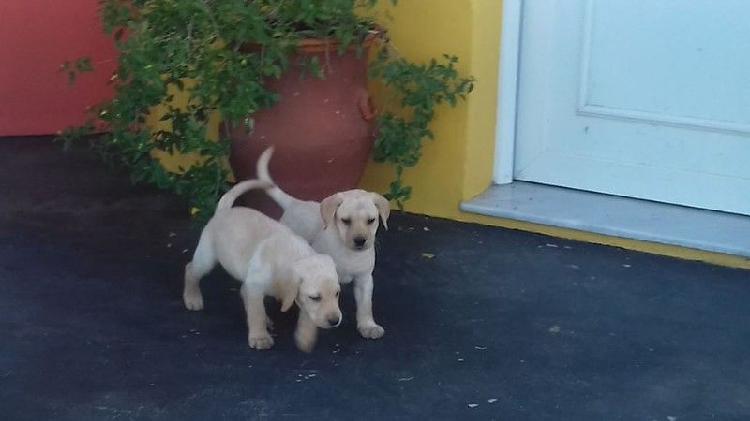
<box><xmin>493</xmin><ymin>0</ymin><xmax>523</xmax><ymax>184</ymax></box>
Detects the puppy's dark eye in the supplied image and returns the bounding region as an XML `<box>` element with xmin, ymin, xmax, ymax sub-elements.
<box><xmin>309</xmin><ymin>295</ymin><xmax>321</xmax><ymax>302</ymax></box>
<box><xmin>341</xmin><ymin>218</ymin><xmax>352</xmax><ymax>225</ymax></box>
<box><xmin>367</xmin><ymin>218</ymin><xmax>376</xmax><ymax>225</ymax></box>
<box><xmin>335</xmin><ymin>291</ymin><xmax>340</xmax><ymax>297</ymax></box>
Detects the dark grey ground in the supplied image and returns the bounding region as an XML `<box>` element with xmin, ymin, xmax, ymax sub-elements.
<box><xmin>1</xmin><ymin>137</ymin><xmax>749</xmax><ymax>420</ymax></box>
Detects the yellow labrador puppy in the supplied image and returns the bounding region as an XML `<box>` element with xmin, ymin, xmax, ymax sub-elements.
<box><xmin>255</xmin><ymin>148</ymin><xmax>390</xmax><ymax>339</ymax></box>
<box><xmin>183</xmin><ymin>179</ymin><xmax>342</xmax><ymax>352</ymax></box>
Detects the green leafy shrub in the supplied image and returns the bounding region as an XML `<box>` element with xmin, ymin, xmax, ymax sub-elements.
<box><xmin>64</xmin><ymin>0</ymin><xmax>474</xmax><ymax>221</ymax></box>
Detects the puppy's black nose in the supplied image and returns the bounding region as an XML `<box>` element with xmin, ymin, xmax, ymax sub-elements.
<box><xmin>328</xmin><ymin>315</ymin><xmax>341</xmax><ymax>327</ymax></box>
<box><xmin>353</xmin><ymin>237</ymin><xmax>366</xmax><ymax>247</ymax></box>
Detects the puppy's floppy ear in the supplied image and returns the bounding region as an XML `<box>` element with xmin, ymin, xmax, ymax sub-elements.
<box><xmin>320</xmin><ymin>193</ymin><xmax>343</xmax><ymax>229</ymax></box>
<box><xmin>371</xmin><ymin>193</ymin><xmax>391</xmax><ymax>230</ymax></box>
<box><xmin>280</xmin><ymin>276</ymin><xmax>302</xmax><ymax>312</ymax></box>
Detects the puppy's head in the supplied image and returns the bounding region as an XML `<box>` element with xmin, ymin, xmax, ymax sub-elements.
<box><xmin>320</xmin><ymin>189</ymin><xmax>390</xmax><ymax>251</ymax></box>
<box><xmin>282</xmin><ymin>254</ymin><xmax>341</xmax><ymax>329</ymax></box>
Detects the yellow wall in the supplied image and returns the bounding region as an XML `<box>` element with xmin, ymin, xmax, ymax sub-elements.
<box><xmin>146</xmin><ymin>80</ymin><xmax>224</xmax><ymax>174</ymax></box>
<box><xmin>359</xmin><ymin>0</ymin><xmax>502</xmax><ymax>222</ymax></box>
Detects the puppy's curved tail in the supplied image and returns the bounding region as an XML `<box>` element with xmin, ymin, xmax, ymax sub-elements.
<box><xmin>216</xmin><ymin>179</ymin><xmax>273</xmax><ymax>211</ymax></box>
<box><xmin>256</xmin><ymin>146</ymin><xmax>298</xmax><ymax>211</ymax></box>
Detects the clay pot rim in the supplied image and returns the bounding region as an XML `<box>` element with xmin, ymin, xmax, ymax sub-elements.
<box><xmin>241</xmin><ymin>27</ymin><xmax>385</xmax><ymax>54</ymax></box>
<box><xmin>296</xmin><ymin>28</ymin><xmax>384</xmax><ymax>53</ymax></box>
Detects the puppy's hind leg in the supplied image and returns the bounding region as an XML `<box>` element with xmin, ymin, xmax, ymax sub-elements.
<box><xmin>183</xmin><ymin>231</ymin><xmax>215</xmax><ymax>311</ymax></box>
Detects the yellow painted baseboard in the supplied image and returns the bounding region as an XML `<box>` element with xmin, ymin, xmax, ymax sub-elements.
<box><xmin>451</xmin><ymin>212</ymin><xmax>750</xmax><ymax>270</ymax></box>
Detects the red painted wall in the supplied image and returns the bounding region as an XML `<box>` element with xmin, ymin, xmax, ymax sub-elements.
<box><xmin>0</xmin><ymin>1</ymin><xmax>116</xmax><ymax>136</ymax></box>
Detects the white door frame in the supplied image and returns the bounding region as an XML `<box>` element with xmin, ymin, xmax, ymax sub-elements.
<box><xmin>493</xmin><ymin>0</ymin><xmax>523</xmax><ymax>184</ymax></box>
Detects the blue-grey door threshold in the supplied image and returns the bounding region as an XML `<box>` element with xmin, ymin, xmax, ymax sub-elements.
<box><xmin>461</xmin><ymin>182</ymin><xmax>750</xmax><ymax>258</ymax></box>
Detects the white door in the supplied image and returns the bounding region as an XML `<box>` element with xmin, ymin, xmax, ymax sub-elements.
<box><xmin>514</xmin><ymin>0</ymin><xmax>750</xmax><ymax>215</ymax></box>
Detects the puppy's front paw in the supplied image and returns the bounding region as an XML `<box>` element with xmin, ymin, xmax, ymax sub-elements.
<box><xmin>248</xmin><ymin>333</ymin><xmax>274</xmax><ymax>350</ymax></box>
<box><xmin>358</xmin><ymin>323</ymin><xmax>385</xmax><ymax>339</ymax></box>
<box><xmin>294</xmin><ymin>329</ymin><xmax>317</xmax><ymax>353</ymax></box>
<box><xmin>183</xmin><ymin>291</ymin><xmax>204</xmax><ymax>311</ymax></box>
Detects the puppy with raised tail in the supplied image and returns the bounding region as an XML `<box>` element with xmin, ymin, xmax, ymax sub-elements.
<box><xmin>254</xmin><ymin>147</ymin><xmax>390</xmax><ymax>340</ymax></box>
<box><xmin>183</xmin><ymin>179</ymin><xmax>342</xmax><ymax>352</ymax></box>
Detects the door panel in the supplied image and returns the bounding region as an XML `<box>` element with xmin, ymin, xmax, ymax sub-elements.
<box><xmin>514</xmin><ymin>0</ymin><xmax>750</xmax><ymax>215</ymax></box>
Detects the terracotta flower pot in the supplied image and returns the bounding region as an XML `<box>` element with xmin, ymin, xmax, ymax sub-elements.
<box><xmin>226</xmin><ymin>36</ymin><xmax>379</xmax><ymax>218</ymax></box>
